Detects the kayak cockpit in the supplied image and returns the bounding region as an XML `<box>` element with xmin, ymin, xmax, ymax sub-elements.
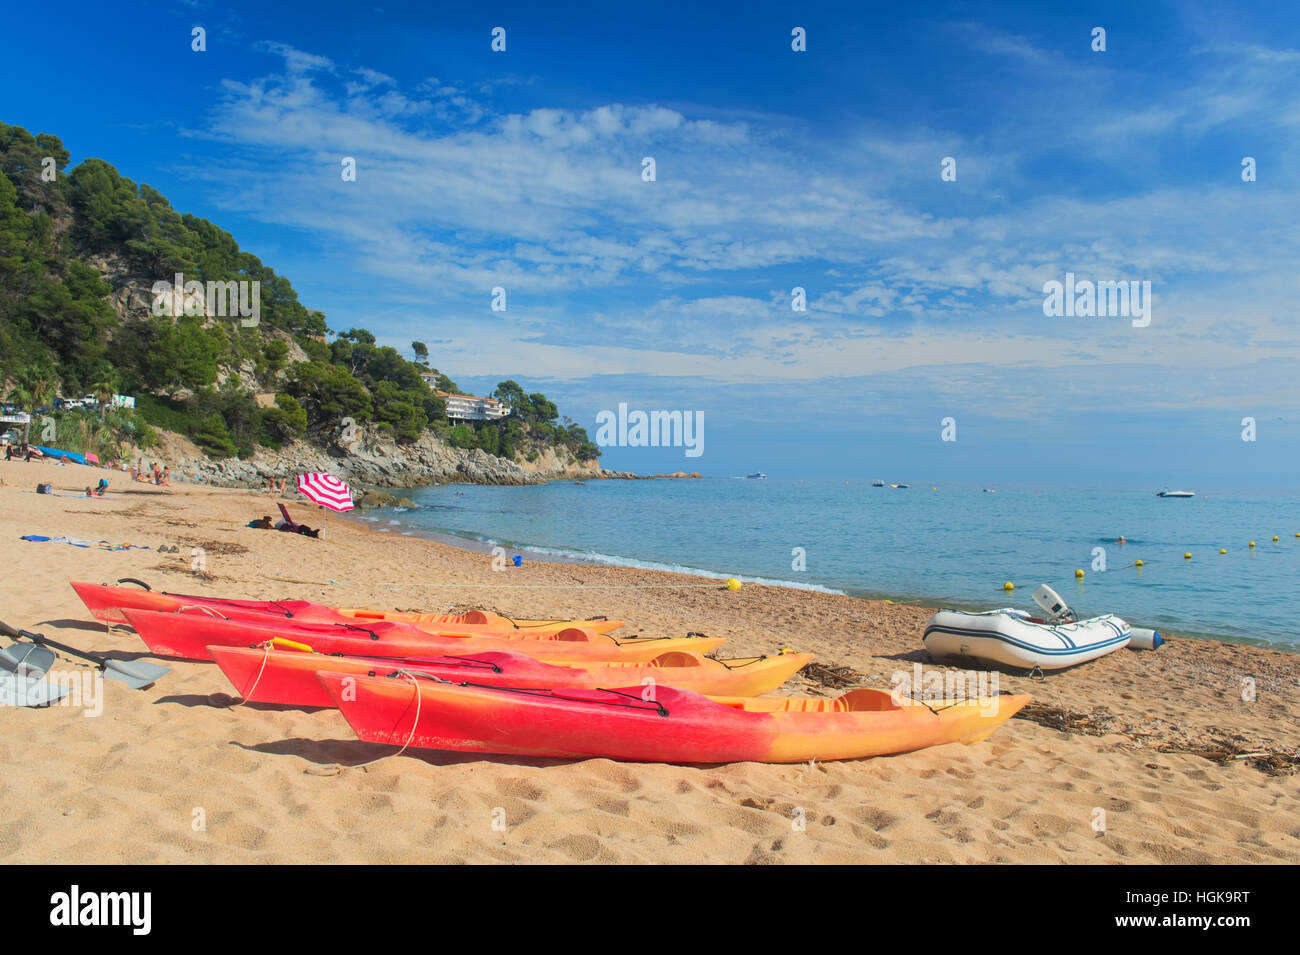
<box><xmin>714</xmin><ymin>688</ymin><xmax>903</xmax><ymax>713</ymax></box>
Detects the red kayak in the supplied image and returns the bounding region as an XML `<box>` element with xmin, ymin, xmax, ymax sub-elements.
<box><xmin>209</xmin><ymin>644</ymin><xmax>811</xmax><ymax>708</ymax></box>
<box><xmin>70</xmin><ymin>581</ymin><xmax>623</xmax><ymax>634</ymax></box>
<box><xmin>317</xmin><ymin>670</ymin><xmax>1032</xmax><ymax>763</ymax></box>
<box><xmin>122</xmin><ymin>608</ymin><xmax>726</xmax><ymax>664</ymax></box>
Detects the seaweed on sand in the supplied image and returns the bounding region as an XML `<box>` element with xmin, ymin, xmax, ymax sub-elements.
<box><xmin>798</xmin><ymin>661</ymin><xmax>866</xmax><ymax>689</ymax></box>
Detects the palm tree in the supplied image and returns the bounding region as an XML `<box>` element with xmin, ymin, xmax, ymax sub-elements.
<box><xmin>18</xmin><ymin>368</ymin><xmax>53</xmax><ymax>414</ymax></box>
<box><xmin>6</xmin><ymin>385</ymin><xmax>32</xmax><ymax>413</ymax></box>
<box><xmin>92</xmin><ymin>378</ymin><xmax>116</xmax><ymax>421</ymax></box>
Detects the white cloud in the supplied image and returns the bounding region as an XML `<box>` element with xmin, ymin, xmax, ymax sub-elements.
<box><xmin>170</xmin><ymin>38</ymin><xmax>1300</xmax><ymax>418</ymax></box>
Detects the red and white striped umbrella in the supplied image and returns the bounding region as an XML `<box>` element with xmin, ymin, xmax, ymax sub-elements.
<box><xmin>297</xmin><ymin>472</ymin><xmax>354</xmax><ymax>512</ymax></box>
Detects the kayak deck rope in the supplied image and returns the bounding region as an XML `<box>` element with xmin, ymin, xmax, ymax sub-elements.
<box><xmin>223</xmin><ymin>641</ymin><xmax>277</xmax><ymax>707</ymax></box>
<box><xmin>486</xmin><ymin>612</ymin><xmax>610</xmax><ymax>630</ymax></box>
<box><xmin>387</xmin><ymin>675</ymin><xmax>670</xmax><ymax>717</ymax></box>
<box><xmin>335</xmin><ymin>622</ymin><xmax>382</xmax><ymax>639</ymax></box>
<box><xmin>428</xmin><ymin>654</ymin><xmax>503</xmax><ymax>673</ymax></box>
<box><xmin>348</xmin><ymin>670</ymin><xmax>424</xmax><ymax>768</ymax></box>
<box><xmin>178</xmin><ymin>604</ymin><xmax>227</xmax><ymax>618</ymax></box>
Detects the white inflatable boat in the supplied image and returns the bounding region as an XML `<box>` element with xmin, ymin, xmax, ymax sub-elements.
<box><xmin>922</xmin><ymin>585</ymin><xmax>1154</xmax><ymax>671</ymax></box>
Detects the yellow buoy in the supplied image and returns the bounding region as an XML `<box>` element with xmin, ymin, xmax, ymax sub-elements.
<box><xmin>1273</xmin><ymin>536</ymin><xmax>1279</xmax><ymax>542</ymax></box>
<box><xmin>1219</xmin><ymin>548</ymin><xmax>1227</xmax><ymax>555</ymax></box>
<box><xmin>1003</xmin><ymin>581</ymin><xmax>1014</xmax><ymax>591</ymax></box>
<box><xmin>1134</xmin><ymin>559</ymin><xmax>1144</xmax><ymax>567</ymax></box>
<box><xmin>1075</xmin><ymin>569</ymin><xmax>1084</xmax><ymax>578</ymax></box>
<box><xmin>1249</xmin><ymin>541</ymin><xmax>1256</xmax><ymax>548</ymax></box>
<box><xmin>1184</xmin><ymin>552</ymin><xmax>1192</xmax><ymax>560</ymax></box>
<box><xmin>725</xmin><ymin>578</ymin><xmax>742</xmax><ymax>591</ymax></box>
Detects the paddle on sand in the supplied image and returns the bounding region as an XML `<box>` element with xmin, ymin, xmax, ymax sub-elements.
<box><xmin>0</xmin><ymin>639</ymin><xmax>67</xmax><ymax>707</ymax></box>
<box><xmin>0</xmin><ymin>641</ymin><xmax>57</xmax><ymax>677</ymax></box>
<box><xmin>0</xmin><ymin>620</ymin><xmax>170</xmax><ymax>690</ymax></box>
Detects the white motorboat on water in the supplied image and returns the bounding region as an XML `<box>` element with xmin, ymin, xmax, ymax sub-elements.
<box><xmin>923</xmin><ymin>585</ymin><xmax>1163</xmax><ymax>671</ymax></box>
<box><xmin>1156</xmin><ymin>488</ymin><xmax>1195</xmax><ymax>497</ymax></box>
<box><xmin>746</xmin><ymin>472</ymin><xmax>766</xmax><ymax>479</ymax></box>
<box><xmin>872</xmin><ymin>480</ymin><xmax>886</xmax><ymax>487</ymax></box>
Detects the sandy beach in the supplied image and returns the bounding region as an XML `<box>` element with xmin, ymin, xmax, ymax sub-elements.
<box><xmin>2</xmin><ymin>457</ymin><xmax>1298</xmax><ymax>865</ymax></box>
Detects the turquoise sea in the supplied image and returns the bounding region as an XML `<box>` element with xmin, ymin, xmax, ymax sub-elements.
<box><xmin>360</xmin><ymin>479</ymin><xmax>1300</xmax><ymax>650</ymax></box>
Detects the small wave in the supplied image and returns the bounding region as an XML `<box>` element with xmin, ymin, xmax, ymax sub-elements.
<box><xmin>509</xmin><ymin>542</ymin><xmax>848</xmax><ymax>595</ymax></box>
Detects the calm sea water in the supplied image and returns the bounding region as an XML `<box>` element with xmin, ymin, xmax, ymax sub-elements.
<box><xmin>362</xmin><ymin>479</ymin><xmax>1300</xmax><ymax>650</ymax></box>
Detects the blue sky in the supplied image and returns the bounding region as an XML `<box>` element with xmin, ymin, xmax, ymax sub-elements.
<box><xmin>3</xmin><ymin>0</ymin><xmax>1298</xmax><ymax>481</ymax></box>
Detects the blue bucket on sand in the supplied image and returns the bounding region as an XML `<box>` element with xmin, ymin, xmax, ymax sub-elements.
<box><xmin>512</xmin><ymin>555</ymin><xmax>523</xmax><ymax>567</ymax></box>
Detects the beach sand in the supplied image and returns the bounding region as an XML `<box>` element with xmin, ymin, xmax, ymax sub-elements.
<box><xmin>2</xmin><ymin>457</ymin><xmax>1297</xmax><ymax>864</ymax></box>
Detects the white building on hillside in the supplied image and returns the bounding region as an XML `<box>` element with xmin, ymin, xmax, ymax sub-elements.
<box><xmin>419</xmin><ymin>373</ymin><xmax>511</xmax><ymax>421</ymax></box>
<box><xmin>439</xmin><ymin>391</ymin><xmax>510</xmax><ymax>422</ymax></box>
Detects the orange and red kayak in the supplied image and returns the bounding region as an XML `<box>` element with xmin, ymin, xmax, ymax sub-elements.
<box><xmin>209</xmin><ymin>644</ymin><xmax>813</xmax><ymax>708</ymax></box>
<box><xmin>317</xmin><ymin>672</ymin><xmax>1032</xmax><ymax>763</ymax></box>
<box><xmin>70</xmin><ymin>581</ymin><xmax>623</xmax><ymax>634</ymax></box>
<box><xmin>122</xmin><ymin>608</ymin><xmax>725</xmax><ymax>664</ymax></box>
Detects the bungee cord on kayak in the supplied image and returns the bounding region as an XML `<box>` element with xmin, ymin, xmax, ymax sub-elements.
<box><xmin>377</xmin><ymin>676</ymin><xmax>673</xmax><ymax>718</ymax></box>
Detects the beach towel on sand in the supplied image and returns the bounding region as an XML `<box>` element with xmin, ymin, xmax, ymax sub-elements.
<box><xmin>20</xmin><ymin>535</ymin><xmax>148</xmax><ymax>551</ymax></box>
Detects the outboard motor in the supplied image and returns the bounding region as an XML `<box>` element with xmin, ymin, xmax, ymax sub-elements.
<box><xmin>1032</xmin><ymin>584</ymin><xmax>1076</xmax><ymax>623</ymax></box>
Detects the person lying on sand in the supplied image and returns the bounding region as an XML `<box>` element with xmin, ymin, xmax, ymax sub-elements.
<box><xmin>248</xmin><ymin>516</ymin><xmax>274</xmax><ymax>529</ymax></box>
<box><xmin>273</xmin><ymin>517</ymin><xmax>319</xmax><ymax>538</ymax></box>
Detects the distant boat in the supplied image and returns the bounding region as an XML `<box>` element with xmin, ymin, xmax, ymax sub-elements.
<box><xmin>1156</xmin><ymin>489</ymin><xmax>1195</xmax><ymax>498</ymax></box>
<box><xmin>890</xmin><ymin>483</ymin><xmax>910</xmax><ymax>489</ymax></box>
<box><xmin>872</xmin><ymin>480</ymin><xmax>885</xmax><ymax>487</ymax></box>
<box><xmin>983</xmin><ymin>488</ymin><xmax>996</xmax><ymax>493</ymax></box>
<box><xmin>746</xmin><ymin>472</ymin><xmax>767</xmax><ymax>479</ymax></box>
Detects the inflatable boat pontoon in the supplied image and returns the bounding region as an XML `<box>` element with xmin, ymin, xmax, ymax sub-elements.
<box><xmin>922</xmin><ymin>585</ymin><xmax>1158</xmax><ymax>671</ymax></box>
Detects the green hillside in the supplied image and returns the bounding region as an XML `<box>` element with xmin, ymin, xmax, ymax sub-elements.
<box><xmin>0</xmin><ymin>121</ymin><xmax>598</xmax><ymax>463</ymax></box>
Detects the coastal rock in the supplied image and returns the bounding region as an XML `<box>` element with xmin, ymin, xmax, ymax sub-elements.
<box><xmin>165</xmin><ymin>423</ymin><xmax>608</xmax><ymax>490</ymax></box>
